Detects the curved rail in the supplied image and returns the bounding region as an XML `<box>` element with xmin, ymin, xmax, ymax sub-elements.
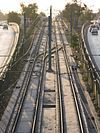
<box><xmin>3</xmin><ymin>22</ymin><xmax>46</xmax><ymax>133</ymax></box>
<box><xmin>56</xmin><ymin>20</ymin><xmax>85</xmax><ymax>133</ymax></box>
<box><xmin>31</xmin><ymin>41</ymin><xmax>47</xmax><ymax>132</ymax></box>
<box><xmin>63</xmin><ymin>19</ymin><xmax>98</xmax><ymax>133</ymax></box>
<box><xmin>57</xmin><ymin>19</ymin><xmax>97</xmax><ymax>133</ymax></box>
<box><xmin>81</xmin><ymin>23</ymin><xmax>100</xmax><ymax>132</ymax></box>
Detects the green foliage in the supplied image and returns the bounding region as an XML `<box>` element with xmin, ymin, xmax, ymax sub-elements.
<box><xmin>79</xmin><ymin>9</ymin><xmax>95</xmax><ymax>24</ymax></box>
<box><xmin>20</xmin><ymin>3</ymin><xmax>38</xmax><ymax>21</ymax></box>
<box><xmin>62</xmin><ymin>2</ymin><xmax>84</xmax><ymax>29</ymax></box>
<box><xmin>62</xmin><ymin>1</ymin><xmax>94</xmax><ymax>29</ymax></box>
<box><xmin>7</xmin><ymin>12</ymin><xmax>21</xmax><ymax>25</ymax></box>
<box><xmin>71</xmin><ymin>33</ymin><xmax>79</xmax><ymax>48</ymax></box>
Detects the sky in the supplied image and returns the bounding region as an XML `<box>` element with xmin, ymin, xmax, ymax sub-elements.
<box><xmin>0</xmin><ymin>0</ymin><xmax>100</xmax><ymax>15</ymax></box>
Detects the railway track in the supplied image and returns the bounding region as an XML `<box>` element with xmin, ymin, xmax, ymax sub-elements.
<box><xmin>0</xmin><ymin>20</ymin><xmax>48</xmax><ymax>132</ymax></box>
<box><xmin>56</xmin><ymin>19</ymin><xmax>98</xmax><ymax>133</ymax></box>
<box><xmin>0</xmin><ymin>18</ymin><xmax>98</xmax><ymax>133</ymax></box>
<box><xmin>54</xmin><ymin>21</ymin><xmax>81</xmax><ymax>132</ymax></box>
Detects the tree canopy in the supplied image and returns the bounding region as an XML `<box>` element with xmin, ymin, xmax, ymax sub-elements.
<box><xmin>7</xmin><ymin>3</ymin><xmax>39</xmax><ymax>26</ymax></box>
<box><xmin>7</xmin><ymin>12</ymin><xmax>21</xmax><ymax>25</ymax></box>
<box><xmin>20</xmin><ymin>3</ymin><xmax>38</xmax><ymax>21</ymax></box>
<box><xmin>62</xmin><ymin>1</ymin><xmax>94</xmax><ymax>29</ymax></box>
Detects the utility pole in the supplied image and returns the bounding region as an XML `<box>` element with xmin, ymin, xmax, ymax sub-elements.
<box><xmin>23</xmin><ymin>12</ymin><xmax>26</xmax><ymax>41</ymax></box>
<box><xmin>70</xmin><ymin>10</ymin><xmax>73</xmax><ymax>44</ymax></box>
<box><xmin>48</xmin><ymin>6</ymin><xmax>52</xmax><ymax>72</ymax></box>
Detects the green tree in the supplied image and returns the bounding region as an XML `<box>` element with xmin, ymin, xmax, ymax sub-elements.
<box><xmin>62</xmin><ymin>1</ymin><xmax>94</xmax><ymax>29</ymax></box>
<box><xmin>71</xmin><ymin>33</ymin><xmax>79</xmax><ymax>48</ymax></box>
<box><xmin>7</xmin><ymin>12</ymin><xmax>21</xmax><ymax>25</ymax></box>
<box><xmin>62</xmin><ymin>2</ymin><xmax>85</xmax><ymax>30</ymax></box>
<box><xmin>79</xmin><ymin>6</ymin><xmax>94</xmax><ymax>24</ymax></box>
<box><xmin>20</xmin><ymin>3</ymin><xmax>38</xmax><ymax>21</ymax></box>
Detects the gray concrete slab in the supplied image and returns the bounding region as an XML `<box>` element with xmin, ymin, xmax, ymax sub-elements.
<box><xmin>16</xmin><ymin>121</ymin><xmax>32</xmax><ymax>133</ymax></box>
<box><xmin>18</xmin><ymin>110</ymin><xmax>34</xmax><ymax>122</ymax></box>
<box><xmin>42</xmin><ymin>108</ymin><xmax>56</xmax><ymax>133</ymax></box>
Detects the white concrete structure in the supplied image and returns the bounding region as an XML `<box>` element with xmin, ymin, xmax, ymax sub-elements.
<box><xmin>0</xmin><ymin>22</ymin><xmax>19</xmax><ymax>79</ymax></box>
<box><xmin>87</xmin><ymin>29</ymin><xmax>100</xmax><ymax>69</ymax></box>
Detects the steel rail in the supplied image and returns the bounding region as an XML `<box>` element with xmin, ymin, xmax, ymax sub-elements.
<box><xmin>0</xmin><ymin>16</ymin><xmax>42</xmax><ymax>81</ymax></box>
<box><xmin>61</xmin><ymin>20</ymin><xmax>90</xmax><ymax>133</ymax></box>
<box><xmin>54</xmin><ymin>21</ymin><xmax>65</xmax><ymax>133</ymax></box>
<box><xmin>61</xmin><ymin>20</ymin><xmax>98</xmax><ymax>133</ymax></box>
<box><xmin>56</xmin><ymin>19</ymin><xmax>87</xmax><ymax>133</ymax></box>
<box><xmin>31</xmin><ymin>41</ymin><xmax>47</xmax><ymax>133</ymax></box>
<box><xmin>0</xmin><ymin>46</ymin><xmax>63</xmax><ymax>98</ymax></box>
<box><xmin>73</xmin><ymin>70</ymin><xmax>98</xmax><ymax>133</ymax></box>
<box><xmin>31</xmin><ymin>42</ymin><xmax>63</xmax><ymax>133</ymax></box>
<box><xmin>4</xmin><ymin>23</ymin><xmax>46</xmax><ymax>133</ymax></box>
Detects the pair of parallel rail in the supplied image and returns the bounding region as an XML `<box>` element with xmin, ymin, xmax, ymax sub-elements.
<box><xmin>1</xmin><ymin>18</ymin><xmax>98</xmax><ymax>133</ymax></box>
